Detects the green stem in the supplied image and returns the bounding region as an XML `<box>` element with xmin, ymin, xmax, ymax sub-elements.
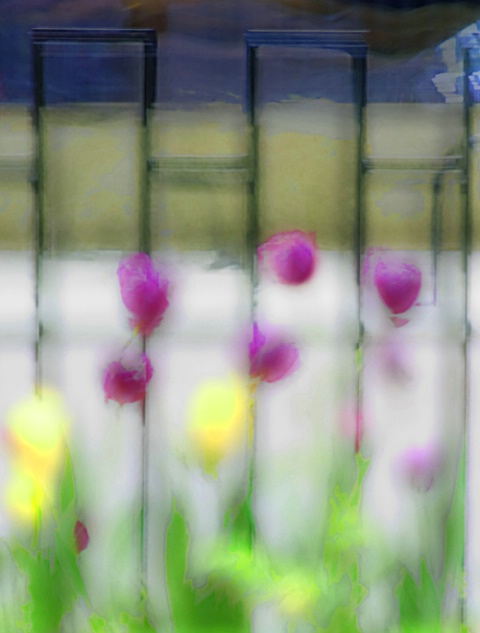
<box><xmin>244</xmin><ymin>380</ymin><xmax>258</xmax><ymax>551</ymax></box>
<box><xmin>32</xmin><ymin>503</ymin><xmax>42</xmax><ymax>550</ymax></box>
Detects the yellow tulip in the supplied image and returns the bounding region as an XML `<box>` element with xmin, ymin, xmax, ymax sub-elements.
<box><xmin>4</xmin><ymin>468</ymin><xmax>45</xmax><ymax>522</ymax></box>
<box><xmin>4</xmin><ymin>388</ymin><xmax>70</xmax><ymax>522</ymax></box>
<box><xmin>188</xmin><ymin>374</ymin><xmax>248</xmax><ymax>476</ymax></box>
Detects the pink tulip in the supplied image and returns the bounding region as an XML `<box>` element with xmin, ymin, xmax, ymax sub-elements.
<box><xmin>257</xmin><ymin>231</ymin><xmax>318</xmax><ymax>285</ymax></box>
<box><xmin>117</xmin><ymin>253</ymin><xmax>169</xmax><ymax>336</ymax></box>
<box><xmin>103</xmin><ymin>353</ymin><xmax>153</xmax><ymax>405</ymax></box>
<box><xmin>74</xmin><ymin>520</ymin><xmax>89</xmax><ymax>553</ymax></box>
<box><xmin>374</xmin><ymin>259</ymin><xmax>421</xmax><ymax>316</ymax></box>
<box><xmin>249</xmin><ymin>323</ymin><xmax>300</xmax><ymax>383</ymax></box>
<box><xmin>396</xmin><ymin>444</ymin><xmax>442</xmax><ymax>493</ymax></box>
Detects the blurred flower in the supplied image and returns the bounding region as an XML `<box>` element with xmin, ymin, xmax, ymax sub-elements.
<box><xmin>249</xmin><ymin>323</ymin><xmax>300</xmax><ymax>384</ymax></box>
<box><xmin>4</xmin><ymin>469</ymin><xmax>45</xmax><ymax>522</ymax></box>
<box><xmin>103</xmin><ymin>353</ymin><xmax>153</xmax><ymax>405</ymax></box>
<box><xmin>396</xmin><ymin>444</ymin><xmax>442</xmax><ymax>493</ymax></box>
<box><xmin>339</xmin><ymin>403</ymin><xmax>365</xmax><ymax>454</ymax></box>
<box><xmin>374</xmin><ymin>258</ymin><xmax>421</xmax><ymax>326</ymax></box>
<box><xmin>379</xmin><ymin>340</ymin><xmax>413</xmax><ymax>383</ymax></box>
<box><xmin>188</xmin><ymin>373</ymin><xmax>247</xmax><ymax>476</ymax></box>
<box><xmin>257</xmin><ymin>231</ymin><xmax>318</xmax><ymax>285</ymax></box>
<box><xmin>3</xmin><ymin>388</ymin><xmax>70</xmax><ymax>521</ymax></box>
<box><xmin>117</xmin><ymin>253</ymin><xmax>169</xmax><ymax>336</ymax></box>
<box><xmin>74</xmin><ymin>520</ymin><xmax>89</xmax><ymax>553</ymax></box>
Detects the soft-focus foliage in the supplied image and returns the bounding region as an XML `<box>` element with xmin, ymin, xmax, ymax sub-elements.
<box><xmin>117</xmin><ymin>253</ymin><xmax>169</xmax><ymax>336</ymax></box>
<box><xmin>249</xmin><ymin>323</ymin><xmax>299</xmax><ymax>383</ymax></box>
<box><xmin>204</xmin><ymin>453</ymin><xmax>371</xmax><ymax>632</ymax></box>
<box><xmin>257</xmin><ymin>230</ymin><xmax>318</xmax><ymax>285</ymax></box>
<box><xmin>103</xmin><ymin>353</ymin><xmax>153</xmax><ymax>405</ymax></box>
<box><xmin>6</xmin><ymin>449</ymin><xmax>89</xmax><ymax>633</ymax></box>
<box><xmin>165</xmin><ymin>499</ymin><xmax>249</xmax><ymax>633</ymax></box>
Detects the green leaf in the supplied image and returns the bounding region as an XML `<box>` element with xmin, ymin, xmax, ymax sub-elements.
<box><xmin>319</xmin><ymin>451</ymin><xmax>369</xmax><ymax>624</ymax></box>
<box><xmin>320</xmin><ymin>603</ymin><xmax>362</xmax><ymax>633</ymax></box>
<box><xmin>223</xmin><ymin>496</ymin><xmax>255</xmax><ymax>553</ymax></box>
<box><xmin>207</xmin><ymin>543</ymin><xmax>272</xmax><ymax>604</ymax></box>
<box><xmin>11</xmin><ymin>544</ymin><xmax>70</xmax><ymax>633</ymax></box>
<box><xmin>89</xmin><ymin>614</ymin><xmax>108</xmax><ymax>632</ymax></box>
<box><xmin>396</xmin><ymin>559</ymin><xmax>441</xmax><ymax>630</ymax></box>
<box><xmin>119</xmin><ymin>611</ymin><xmax>157</xmax><ymax>632</ymax></box>
<box><xmin>165</xmin><ymin>498</ymin><xmax>248</xmax><ymax>633</ymax></box>
<box><xmin>54</xmin><ymin>513</ymin><xmax>89</xmax><ymax>605</ymax></box>
<box><xmin>443</xmin><ymin>443</ymin><xmax>466</xmax><ymax>596</ymax></box>
<box><xmin>165</xmin><ymin>499</ymin><xmax>190</xmax><ymax>596</ymax></box>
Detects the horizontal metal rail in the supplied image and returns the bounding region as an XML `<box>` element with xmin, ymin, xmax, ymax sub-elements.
<box><xmin>31</xmin><ymin>28</ymin><xmax>157</xmax><ymax>49</ymax></box>
<box><xmin>0</xmin><ymin>156</ymin><xmax>32</xmax><ymax>179</ymax></box>
<box><xmin>363</xmin><ymin>156</ymin><xmax>464</xmax><ymax>172</ymax></box>
<box><xmin>149</xmin><ymin>154</ymin><xmax>249</xmax><ymax>184</ymax></box>
<box><xmin>244</xmin><ymin>30</ymin><xmax>368</xmax><ymax>56</ymax></box>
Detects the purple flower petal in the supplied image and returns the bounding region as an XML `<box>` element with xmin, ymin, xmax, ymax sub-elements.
<box><xmin>103</xmin><ymin>353</ymin><xmax>154</xmax><ymax>405</ymax></box>
<box><xmin>258</xmin><ymin>231</ymin><xmax>318</xmax><ymax>285</ymax></box>
<box><xmin>396</xmin><ymin>444</ymin><xmax>442</xmax><ymax>493</ymax></box>
<box><xmin>249</xmin><ymin>323</ymin><xmax>300</xmax><ymax>383</ymax></box>
<box><xmin>249</xmin><ymin>323</ymin><xmax>266</xmax><ymax>362</ymax></box>
<box><xmin>374</xmin><ymin>259</ymin><xmax>422</xmax><ymax>315</ymax></box>
<box><xmin>117</xmin><ymin>253</ymin><xmax>169</xmax><ymax>336</ymax></box>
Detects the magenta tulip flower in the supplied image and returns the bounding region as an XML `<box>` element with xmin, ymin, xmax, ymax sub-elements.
<box><xmin>249</xmin><ymin>323</ymin><xmax>300</xmax><ymax>383</ymax></box>
<box><xmin>396</xmin><ymin>444</ymin><xmax>442</xmax><ymax>493</ymax></box>
<box><xmin>374</xmin><ymin>259</ymin><xmax>421</xmax><ymax>324</ymax></box>
<box><xmin>257</xmin><ymin>231</ymin><xmax>318</xmax><ymax>285</ymax></box>
<box><xmin>74</xmin><ymin>520</ymin><xmax>89</xmax><ymax>553</ymax></box>
<box><xmin>117</xmin><ymin>253</ymin><xmax>169</xmax><ymax>336</ymax></box>
<box><xmin>103</xmin><ymin>353</ymin><xmax>153</xmax><ymax>405</ymax></box>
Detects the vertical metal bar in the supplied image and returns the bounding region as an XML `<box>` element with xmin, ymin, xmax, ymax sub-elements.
<box><xmin>32</xmin><ymin>38</ymin><xmax>45</xmax><ymax>395</ymax></box>
<box><xmin>462</xmin><ymin>44</ymin><xmax>472</xmax><ymax>630</ymax></box>
<box><xmin>139</xmin><ymin>35</ymin><xmax>156</xmax><ymax>254</ymax></box>
<box><xmin>245</xmin><ymin>40</ymin><xmax>259</xmax><ymax>552</ymax></box>
<box><xmin>353</xmin><ymin>54</ymin><xmax>367</xmax><ymax>292</ymax></box>
<box><xmin>246</xmin><ymin>42</ymin><xmax>260</xmax><ymax>305</ymax></box>
<box><xmin>352</xmin><ymin>53</ymin><xmax>367</xmax><ymax>452</ymax></box>
<box><xmin>31</xmin><ymin>26</ymin><xmax>158</xmax><ymax>606</ymax></box>
<box><xmin>139</xmin><ymin>33</ymin><xmax>157</xmax><ymax>598</ymax></box>
<box><xmin>431</xmin><ymin>171</ymin><xmax>444</xmax><ymax>306</ymax></box>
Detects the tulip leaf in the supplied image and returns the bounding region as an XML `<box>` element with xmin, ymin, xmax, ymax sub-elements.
<box><xmin>10</xmin><ymin>542</ymin><xmax>74</xmax><ymax>633</ymax></box>
<box><xmin>89</xmin><ymin>614</ymin><xmax>109</xmax><ymax>632</ymax></box>
<box><xmin>119</xmin><ymin>611</ymin><xmax>157</xmax><ymax>632</ymax></box>
<box><xmin>320</xmin><ymin>452</ymin><xmax>369</xmax><ymax>626</ymax></box>
<box><xmin>223</xmin><ymin>496</ymin><xmax>255</xmax><ymax>553</ymax></box>
<box><xmin>443</xmin><ymin>443</ymin><xmax>465</xmax><ymax>594</ymax></box>
<box><xmin>60</xmin><ymin>449</ymin><xmax>77</xmax><ymax>515</ymax></box>
<box><xmin>396</xmin><ymin>558</ymin><xmax>441</xmax><ymax>631</ymax></box>
<box><xmin>54</xmin><ymin>512</ymin><xmax>89</xmax><ymax>605</ymax></box>
<box><xmin>319</xmin><ymin>603</ymin><xmax>363</xmax><ymax>633</ymax></box>
<box><xmin>165</xmin><ymin>498</ymin><xmax>248</xmax><ymax>633</ymax></box>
